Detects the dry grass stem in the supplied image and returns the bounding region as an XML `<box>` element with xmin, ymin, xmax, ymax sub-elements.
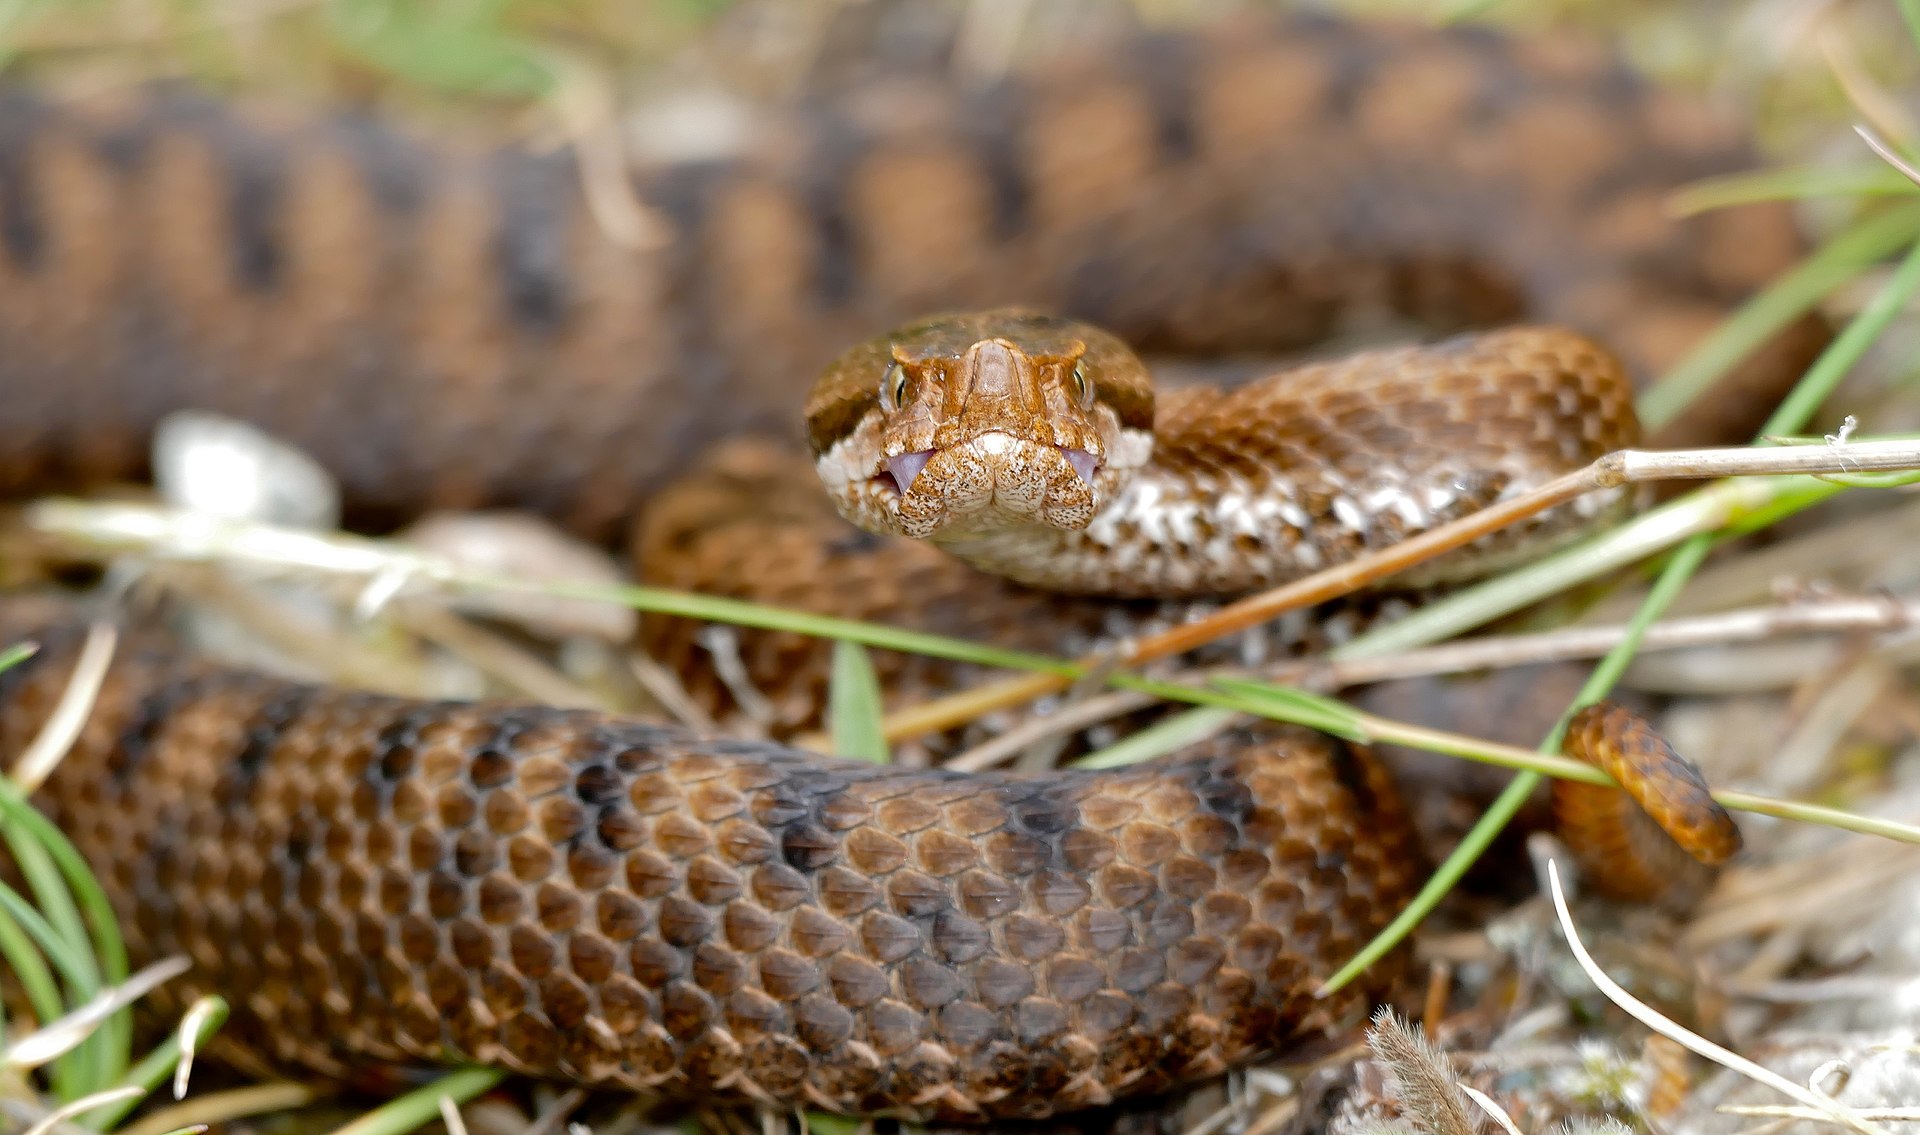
<box><xmin>1855</xmin><ymin>125</ymin><xmax>1920</xmax><ymax>188</ymax></box>
<box><xmin>438</xmin><ymin>1094</ymin><xmax>470</xmax><ymax>1135</ymax></box>
<box><xmin>174</xmin><ymin>997</ymin><xmax>224</xmax><ymax>1100</ymax></box>
<box><xmin>118</xmin><ymin>1084</ymin><xmax>318</xmax><ymax>1135</ymax></box>
<box><xmin>1272</xmin><ymin>597</ymin><xmax>1919</xmax><ymax>689</ymax></box>
<box><xmin>626</xmin><ymin>654</ymin><xmax>723</xmax><ymax>732</ymax></box>
<box><xmin>19</xmin><ymin>1087</ymin><xmax>145</xmax><ymax>1135</ymax></box>
<box><xmin>1685</xmin><ymin>837</ymin><xmax>1920</xmax><ymax>945</ymax></box>
<box><xmin>1546</xmin><ymin>860</ymin><xmax>1892</xmax><ymax>1135</ymax></box>
<box><xmin>520</xmin><ymin>1088</ymin><xmax>587</xmax><ymax>1135</ymax></box>
<box><xmin>1</xmin><ymin>957</ymin><xmax>190</xmax><ymax>1070</ymax></box>
<box><xmin>21</xmin><ymin>489</ymin><xmax>1915</xmax><ymax>846</ymax></box>
<box><xmin>9</xmin><ymin>621</ymin><xmax>116</xmax><ymax>794</ymax></box>
<box><xmin>1821</xmin><ymin>24</ymin><xmax>1920</xmax><ymax>148</ymax></box>
<box><xmin>391</xmin><ymin>603</ymin><xmax>612</xmax><ymax>711</ymax></box>
<box><xmin>1456</xmin><ymin>1084</ymin><xmax>1521</xmax><ymax>1135</ymax></box>
<box><xmin>544</xmin><ymin>52</ymin><xmax>673</xmax><ymax>250</ymax></box>
<box><xmin>154</xmin><ymin>569</ymin><xmax>438</xmax><ymax>695</ymax></box>
<box><xmin>945</xmin><ymin>687</ymin><xmax>1157</xmax><ymax>771</ymax></box>
<box><xmin>1720</xmin><ymin>1107</ymin><xmax>1920</xmax><ymax>1120</ymax></box>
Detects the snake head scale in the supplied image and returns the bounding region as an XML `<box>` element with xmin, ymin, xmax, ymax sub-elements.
<box><xmin>806</xmin><ymin>308</ymin><xmax>1156</xmax><ymax>544</ymax></box>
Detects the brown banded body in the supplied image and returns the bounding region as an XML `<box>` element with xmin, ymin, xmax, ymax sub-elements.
<box><xmin>0</xmin><ymin>16</ymin><xmax>1818</xmax><ymax>539</ymax></box>
<box><xmin>0</xmin><ymin>9</ymin><xmax>1784</xmax><ymax>1126</ymax></box>
<box><xmin>0</xmin><ymin>617</ymin><xmax>1422</xmax><ymax>1123</ymax></box>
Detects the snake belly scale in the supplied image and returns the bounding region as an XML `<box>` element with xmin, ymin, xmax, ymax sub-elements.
<box><xmin>0</xmin><ymin>9</ymin><xmax>1806</xmax><ymax>1128</ymax></box>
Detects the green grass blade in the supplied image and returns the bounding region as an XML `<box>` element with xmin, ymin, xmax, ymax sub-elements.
<box><xmin>1072</xmin><ymin>706</ymin><xmax>1238</xmax><ymax>770</ymax></box>
<box><xmin>0</xmin><ymin>880</ymin><xmax>99</xmax><ymax>994</ymax></box>
<box><xmin>503</xmin><ymin>578</ymin><xmax>1084</xmax><ymax>677</ymax></box>
<box><xmin>1668</xmin><ymin>165</ymin><xmax>1920</xmax><ymax>215</ymax></box>
<box><xmin>1760</xmin><ymin>235</ymin><xmax>1920</xmax><ymax>436</ymax></box>
<box><xmin>1207</xmin><ymin>679</ymin><xmax>1372</xmax><ymax>742</ymax></box>
<box><xmin>0</xmin><ymin>781</ymin><xmax>133</xmax><ymax>1084</ymax></box>
<box><xmin>805</xmin><ymin>1114</ymin><xmax>865</xmax><ymax>1135</ymax></box>
<box><xmin>828</xmin><ymin>641</ymin><xmax>889</xmax><ymax>764</ymax></box>
<box><xmin>325</xmin><ymin>0</ymin><xmax>553</xmax><ymax>98</ymax></box>
<box><xmin>322</xmin><ymin>1066</ymin><xmax>505</xmax><ymax>1135</ymax></box>
<box><xmin>0</xmin><ymin>783</ymin><xmax>134</xmax><ymax>984</ymax></box>
<box><xmin>0</xmin><ymin>641</ymin><xmax>35</xmax><ymax>674</ymax></box>
<box><xmin>1901</xmin><ymin>0</ymin><xmax>1920</xmax><ymax>50</ymax></box>
<box><xmin>0</xmin><ymin>821</ymin><xmax>111</xmax><ymax>1093</ymax></box>
<box><xmin>1321</xmin><ymin>535</ymin><xmax>1713</xmax><ymax>995</ymax></box>
<box><xmin>1437</xmin><ymin>0</ymin><xmax>1505</xmax><ymax>21</ymax></box>
<box><xmin>1639</xmin><ymin>203</ymin><xmax>1920</xmax><ymax>430</ymax></box>
<box><xmin>0</xmin><ymin>897</ymin><xmax>63</xmax><ymax>1046</ymax></box>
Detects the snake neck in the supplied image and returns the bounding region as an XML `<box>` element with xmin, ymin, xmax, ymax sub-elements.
<box><xmin>918</xmin><ymin>327</ymin><xmax>1646</xmax><ymax>600</ymax></box>
<box><xmin>930</xmin><ymin>455</ymin><xmax>1634</xmax><ymax>600</ymax></box>
<box><xmin>923</xmin><ymin>461</ymin><xmax>1342</xmax><ymax>599</ymax></box>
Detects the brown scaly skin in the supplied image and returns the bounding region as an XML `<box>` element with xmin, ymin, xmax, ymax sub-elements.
<box><xmin>0</xmin><ymin>621</ymin><xmax>1421</xmax><ymax>1124</ymax></box>
<box><xmin>1552</xmin><ymin>703</ymin><xmax>1743</xmax><ymax>910</ymax></box>
<box><xmin>0</xmin><ymin>10</ymin><xmax>1801</xmax><ymax>1124</ymax></box>
<box><xmin>809</xmin><ymin>314</ymin><xmax>1641</xmax><ymax>598</ymax></box>
<box><xmin>0</xmin><ymin>15</ymin><xmax>1820</xmax><ymax>544</ymax></box>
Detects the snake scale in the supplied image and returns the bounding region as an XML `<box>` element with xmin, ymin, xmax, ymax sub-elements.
<box><xmin>0</xmin><ymin>10</ymin><xmax>1817</xmax><ymax>1127</ymax></box>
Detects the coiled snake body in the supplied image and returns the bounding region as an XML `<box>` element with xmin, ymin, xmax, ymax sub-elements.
<box><xmin>0</xmin><ymin>12</ymin><xmax>1815</xmax><ymax>1126</ymax></box>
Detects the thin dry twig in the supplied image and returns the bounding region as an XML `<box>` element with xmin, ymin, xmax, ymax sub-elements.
<box><xmin>3</xmin><ymin>957</ymin><xmax>191</xmax><ymax>1070</ymax></box>
<box><xmin>9</xmin><ymin>621</ymin><xmax>116</xmax><ymax>793</ymax></box>
<box><xmin>1823</xmin><ymin>26</ymin><xmax>1920</xmax><ymax>151</ymax></box>
<box><xmin>392</xmin><ymin>603</ymin><xmax>613</xmax><ymax>711</ymax></box>
<box><xmin>438</xmin><ymin>1094</ymin><xmax>471</xmax><ymax>1135</ymax></box>
<box><xmin>541</xmin><ymin>50</ymin><xmax>673</xmax><ymax>249</ymax></box>
<box><xmin>1273</xmin><ymin>596</ymin><xmax>1919</xmax><ymax>689</ymax></box>
<box><xmin>875</xmin><ymin>437</ymin><xmax>1920</xmax><ymax>741</ymax></box>
<box><xmin>1720</xmin><ymin>1106</ymin><xmax>1920</xmax><ymax>1121</ymax></box>
<box><xmin>1546</xmin><ymin>859</ymin><xmax>1892</xmax><ymax>1135</ymax></box>
<box><xmin>945</xmin><ymin>687</ymin><xmax>1156</xmax><ymax>772</ymax></box>
<box><xmin>19</xmin><ymin>1088</ymin><xmax>146</xmax><ymax>1135</ymax></box>
<box><xmin>1856</xmin><ymin>125</ymin><xmax>1920</xmax><ymax>188</ymax></box>
<box><xmin>117</xmin><ymin>1084</ymin><xmax>318</xmax><ymax>1135</ymax></box>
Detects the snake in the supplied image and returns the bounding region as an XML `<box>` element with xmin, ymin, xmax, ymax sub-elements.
<box><xmin>0</xmin><ymin>10</ymin><xmax>1809</xmax><ymax>1128</ymax></box>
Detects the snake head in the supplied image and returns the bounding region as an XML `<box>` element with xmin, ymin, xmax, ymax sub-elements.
<box><xmin>807</xmin><ymin>309</ymin><xmax>1155</xmax><ymax>543</ymax></box>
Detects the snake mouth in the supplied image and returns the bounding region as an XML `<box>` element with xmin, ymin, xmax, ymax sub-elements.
<box><xmin>880</xmin><ymin>450</ymin><xmax>934</xmax><ymax>494</ymax></box>
<box><xmin>877</xmin><ymin>446</ymin><xmax>1100</xmax><ymax>495</ymax></box>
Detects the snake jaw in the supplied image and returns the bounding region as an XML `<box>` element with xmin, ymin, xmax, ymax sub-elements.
<box><xmin>885</xmin><ymin>432</ymin><xmax>1107</xmax><ymax>541</ymax></box>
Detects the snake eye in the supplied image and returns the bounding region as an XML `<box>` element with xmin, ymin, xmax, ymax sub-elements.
<box><xmin>882</xmin><ymin>363</ymin><xmax>909</xmax><ymax>410</ymax></box>
<box><xmin>1070</xmin><ymin>361</ymin><xmax>1092</xmax><ymax>408</ymax></box>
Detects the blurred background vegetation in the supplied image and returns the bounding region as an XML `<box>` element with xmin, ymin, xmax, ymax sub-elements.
<box><xmin>0</xmin><ymin>0</ymin><xmax>1906</xmax><ymax>155</ymax></box>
